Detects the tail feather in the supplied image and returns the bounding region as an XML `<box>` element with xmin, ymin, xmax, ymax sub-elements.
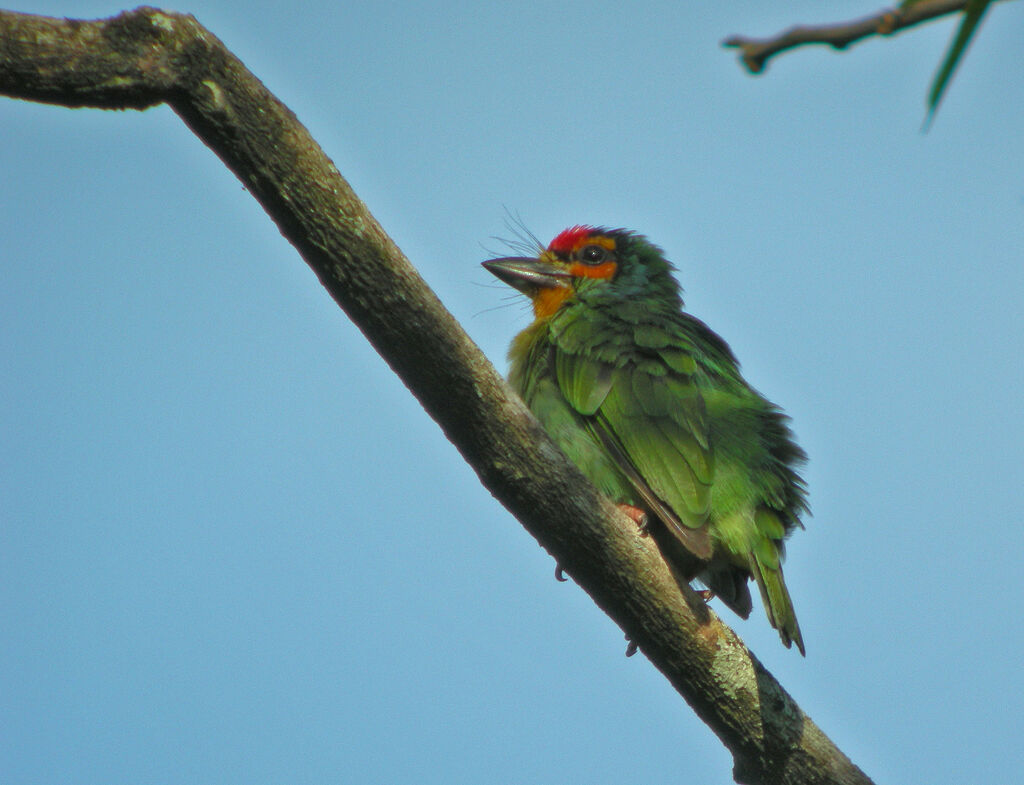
<box><xmin>750</xmin><ymin>555</ymin><xmax>804</xmax><ymax>656</ymax></box>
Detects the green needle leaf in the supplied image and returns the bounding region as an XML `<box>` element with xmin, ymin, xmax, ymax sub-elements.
<box><xmin>924</xmin><ymin>0</ymin><xmax>993</xmax><ymax>126</ymax></box>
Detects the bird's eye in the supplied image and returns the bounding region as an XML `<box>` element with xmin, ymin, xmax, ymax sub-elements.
<box><xmin>579</xmin><ymin>244</ymin><xmax>608</xmax><ymax>265</ymax></box>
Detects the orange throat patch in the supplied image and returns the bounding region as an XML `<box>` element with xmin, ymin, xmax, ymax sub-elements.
<box><xmin>532</xmin><ymin>284</ymin><xmax>574</xmax><ymax>319</ymax></box>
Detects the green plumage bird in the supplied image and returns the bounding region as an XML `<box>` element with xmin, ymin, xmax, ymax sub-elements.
<box><xmin>483</xmin><ymin>226</ymin><xmax>808</xmax><ymax>654</ymax></box>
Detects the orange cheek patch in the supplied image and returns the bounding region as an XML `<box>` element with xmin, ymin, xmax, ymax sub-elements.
<box><xmin>568</xmin><ymin>260</ymin><xmax>618</xmax><ymax>280</ymax></box>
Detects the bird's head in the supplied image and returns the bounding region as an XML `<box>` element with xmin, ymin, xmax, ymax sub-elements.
<box><xmin>483</xmin><ymin>225</ymin><xmax>682</xmax><ymax>319</ymax></box>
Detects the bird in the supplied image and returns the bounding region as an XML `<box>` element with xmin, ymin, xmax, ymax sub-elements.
<box><xmin>482</xmin><ymin>225</ymin><xmax>808</xmax><ymax>654</ymax></box>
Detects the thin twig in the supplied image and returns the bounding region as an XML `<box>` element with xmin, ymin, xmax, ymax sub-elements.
<box><xmin>723</xmin><ymin>0</ymin><xmax>978</xmax><ymax>73</ymax></box>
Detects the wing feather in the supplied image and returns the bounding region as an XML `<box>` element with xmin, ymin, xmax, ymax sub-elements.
<box><xmin>554</xmin><ymin>347</ymin><xmax>714</xmax><ymax>561</ymax></box>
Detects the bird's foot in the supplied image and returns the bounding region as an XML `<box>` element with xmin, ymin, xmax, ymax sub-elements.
<box><xmin>696</xmin><ymin>588</ymin><xmax>714</xmax><ymax>602</ymax></box>
<box><xmin>554</xmin><ymin>564</ymin><xmax>568</xmax><ymax>582</ymax></box>
<box><xmin>618</xmin><ymin>504</ymin><xmax>650</xmax><ymax>536</ymax></box>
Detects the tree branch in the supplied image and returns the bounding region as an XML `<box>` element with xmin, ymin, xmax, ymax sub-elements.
<box><xmin>0</xmin><ymin>8</ymin><xmax>873</xmax><ymax>784</ymax></box>
<box><xmin>723</xmin><ymin>0</ymin><xmax>983</xmax><ymax>74</ymax></box>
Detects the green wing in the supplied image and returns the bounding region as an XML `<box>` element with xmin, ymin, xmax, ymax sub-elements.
<box><xmin>553</xmin><ymin>342</ymin><xmax>714</xmax><ymax>561</ymax></box>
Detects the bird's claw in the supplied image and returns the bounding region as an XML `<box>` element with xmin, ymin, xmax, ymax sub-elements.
<box><xmin>555</xmin><ymin>564</ymin><xmax>568</xmax><ymax>582</ymax></box>
<box><xmin>636</xmin><ymin>513</ymin><xmax>650</xmax><ymax>536</ymax></box>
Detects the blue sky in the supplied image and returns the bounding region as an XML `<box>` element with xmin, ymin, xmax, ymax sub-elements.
<box><xmin>3</xmin><ymin>2</ymin><xmax>1023</xmax><ymax>783</ymax></box>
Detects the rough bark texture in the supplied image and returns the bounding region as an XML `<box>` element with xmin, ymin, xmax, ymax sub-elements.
<box><xmin>0</xmin><ymin>8</ymin><xmax>874</xmax><ymax>784</ymax></box>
